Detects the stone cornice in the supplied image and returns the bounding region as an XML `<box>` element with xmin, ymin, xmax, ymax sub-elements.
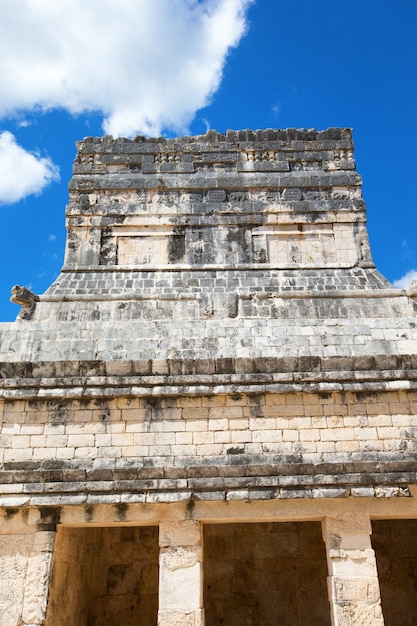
<box><xmin>1</xmin><ymin>355</ymin><xmax>416</xmax><ymax>399</ymax></box>
<box><xmin>0</xmin><ymin>458</ymin><xmax>414</xmax><ymax>509</ymax></box>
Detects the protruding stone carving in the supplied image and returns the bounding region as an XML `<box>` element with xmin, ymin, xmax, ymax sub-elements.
<box><xmin>10</xmin><ymin>285</ymin><xmax>38</xmax><ymax>306</ymax></box>
<box><xmin>406</xmin><ymin>280</ymin><xmax>417</xmax><ymax>301</ymax></box>
<box><xmin>10</xmin><ymin>285</ymin><xmax>39</xmax><ymax>320</ymax></box>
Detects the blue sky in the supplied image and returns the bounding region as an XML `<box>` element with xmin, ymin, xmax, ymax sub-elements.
<box><xmin>0</xmin><ymin>0</ymin><xmax>416</xmax><ymax>321</ymax></box>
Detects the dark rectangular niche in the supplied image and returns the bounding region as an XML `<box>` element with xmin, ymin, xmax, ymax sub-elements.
<box><xmin>372</xmin><ymin>519</ymin><xmax>417</xmax><ymax>626</ymax></box>
<box><xmin>46</xmin><ymin>526</ymin><xmax>159</xmax><ymax>626</ymax></box>
<box><xmin>203</xmin><ymin>521</ymin><xmax>331</xmax><ymax>626</ymax></box>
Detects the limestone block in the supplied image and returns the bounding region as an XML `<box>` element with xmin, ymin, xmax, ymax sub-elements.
<box><xmin>323</xmin><ymin>514</ymin><xmax>372</xmax><ymax>540</ymax></box>
<box><xmin>21</xmin><ymin>554</ymin><xmax>53</xmax><ymax>624</ymax></box>
<box><xmin>159</xmin><ymin>520</ymin><xmax>202</xmax><ymax>547</ymax></box>
<box><xmin>328</xmin><ymin>549</ymin><xmax>378</xmax><ymax>578</ymax></box>
<box><xmin>323</xmin><ymin>515</ymin><xmax>383</xmax><ymax>626</ymax></box>
<box><xmin>158</xmin><ymin>609</ymin><xmax>204</xmax><ymax>626</ymax></box>
<box><xmin>0</xmin><ymin>535</ymin><xmax>33</xmax><ymax>626</ymax></box>
<box><xmin>159</xmin><ymin>521</ymin><xmax>203</xmax><ymax>618</ymax></box>
<box><xmin>331</xmin><ymin>577</ymin><xmax>381</xmax><ymax>604</ymax></box>
<box><xmin>159</xmin><ymin>547</ymin><xmax>203</xmax><ymax>610</ymax></box>
<box><xmin>0</xmin><ymin>554</ymin><xmax>27</xmax><ymax>626</ymax></box>
<box><xmin>21</xmin><ymin>531</ymin><xmax>55</xmax><ymax>625</ymax></box>
<box><xmin>335</xmin><ymin>603</ymin><xmax>384</xmax><ymax>626</ymax></box>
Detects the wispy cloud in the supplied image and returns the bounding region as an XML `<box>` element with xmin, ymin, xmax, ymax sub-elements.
<box><xmin>0</xmin><ymin>132</ymin><xmax>59</xmax><ymax>205</ymax></box>
<box><xmin>16</xmin><ymin>119</ymin><xmax>32</xmax><ymax>129</ymax></box>
<box><xmin>0</xmin><ymin>0</ymin><xmax>253</xmax><ymax>137</ymax></box>
<box><xmin>201</xmin><ymin>118</ymin><xmax>211</xmax><ymax>132</ymax></box>
<box><xmin>393</xmin><ymin>269</ymin><xmax>417</xmax><ymax>290</ymax></box>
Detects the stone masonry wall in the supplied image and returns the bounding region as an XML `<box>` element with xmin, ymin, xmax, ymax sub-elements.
<box><xmin>1</xmin><ymin>128</ymin><xmax>417</xmax><ymax>625</ymax></box>
<box><xmin>3</xmin><ymin>129</ymin><xmax>417</xmax><ymax>363</ymax></box>
<box><xmin>0</xmin><ymin>387</ymin><xmax>416</xmax><ymax>506</ymax></box>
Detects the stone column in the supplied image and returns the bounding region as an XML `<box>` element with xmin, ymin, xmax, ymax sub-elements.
<box><xmin>158</xmin><ymin>520</ymin><xmax>204</xmax><ymax>626</ymax></box>
<box><xmin>0</xmin><ymin>534</ymin><xmax>32</xmax><ymax>626</ymax></box>
<box><xmin>322</xmin><ymin>514</ymin><xmax>384</xmax><ymax>626</ymax></box>
<box><xmin>21</xmin><ymin>530</ymin><xmax>56</xmax><ymax>626</ymax></box>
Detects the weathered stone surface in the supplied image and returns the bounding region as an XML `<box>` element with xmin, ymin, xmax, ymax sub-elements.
<box><xmin>1</xmin><ymin>128</ymin><xmax>416</xmax><ymax>366</ymax></box>
<box><xmin>0</xmin><ymin>554</ymin><xmax>27</xmax><ymax>626</ymax></box>
<box><xmin>1</xmin><ymin>128</ymin><xmax>417</xmax><ymax>625</ymax></box>
<box><xmin>323</xmin><ymin>515</ymin><xmax>384</xmax><ymax>626</ymax></box>
<box><xmin>158</xmin><ymin>522</ymin><xmax>203</xmax><ymax>620</ymax></box>
<box><xmin>158</xmin><ymin>609</ymin><xmax>204</xmax><ymax>626</ymax></box>
<box><xmin>0</xmin><ymin>534</ymin><xmax>34</xmax><ymax>626</ymax></box>
<box><xmin>159</xmin><ymin>520</ymin><xmax>202</xmax><ymax>547</ymax></box>
<box><xmin>21</xmin><ymin>537</ymin><xmax>55</xmax><ymax>625</ymax></box>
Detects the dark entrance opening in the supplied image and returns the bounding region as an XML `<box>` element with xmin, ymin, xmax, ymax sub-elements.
<box><xmin>203</xmin><ymin>521</ymin><xmax>331</xmax><ymax>626</ymax></box>
<box><xmin>372</xmin><ymin>519</ymin><xmax>417</xmax><ymax>626</ymax></box>
<box><xmin>46</xmin><ymin>526</ymin><xmax>159</xmax><ymax>626</ymax></box>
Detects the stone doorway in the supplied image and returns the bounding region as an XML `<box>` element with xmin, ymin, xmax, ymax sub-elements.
<box><xmin>45</xmin><ymin>525</ymin><xmax>159</xmax><ymax>626</ymax></box>
<box><xmin>203</xmin><ymin>521</ymin><xmax>331</xmax><ymax>626</ymax></box>
<box><xmin>372</xmin><ymin>519</ymin><xmax>417</xmax><ymax>626</ymax></box>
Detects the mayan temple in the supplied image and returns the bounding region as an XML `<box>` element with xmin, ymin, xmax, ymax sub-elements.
<box><xmin>1</xmin><ymin>128</ymin><xmax>417</xmax><ymax>626</ymax></box>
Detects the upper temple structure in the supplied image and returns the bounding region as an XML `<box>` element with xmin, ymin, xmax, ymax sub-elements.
<box><xmin>1</xmin><ymin>128</ymin><xmax>417</xmax><ymax>625</ymax></box>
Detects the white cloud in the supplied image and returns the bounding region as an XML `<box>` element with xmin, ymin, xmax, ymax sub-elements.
<box><xmin>393</xmin><ymin>270</ymin><xmax>417</xmax><ymax>290</ymax></box>
<box><xmin>16</xmin><ymin>120</ymin><xmax>32</xmax><ymax>129</ymax></box>
<box><xmin>0</xmin><ymin>132</ymin><xmax>59</xmax><ymax>205</ymax></box>
<box><xmin>201</xmin><ymin>118</ymin><xmax>211</xmax><ymax>132</ymax></box>
<box><xmin>0</xmin><ymin>0</ymin><xmax>253</xmax><ymax>137</ymax></box>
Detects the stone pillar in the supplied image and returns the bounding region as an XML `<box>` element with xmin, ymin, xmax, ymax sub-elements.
<box><xmin>21</xmin><ymin>530</ymin><xmax>56</xmax><ymax>626</ymax></box>
<box><xmin>322</xmin><ymin>514</ymin><xmax>384</xmax><ymax>626</ymax></box>
<box><xmin>0</xmin><ymin>534</ymin><xmax>32</xmax><ymax>626</ymax></box>
<box><xmin>158</xmin><ymin>520</ymin><xmax>204</xmax><ymax>626</ymax></box>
